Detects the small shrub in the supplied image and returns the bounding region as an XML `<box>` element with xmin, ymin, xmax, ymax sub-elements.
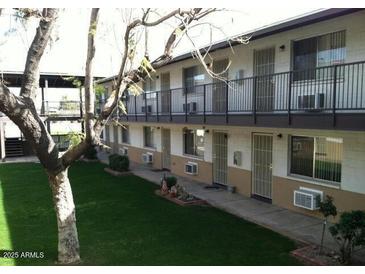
<box><xmin>166</xmin><ymin>176</ymin><xmax>177</xmax><ymax>189</ymax></box>
<box><xmin>318</xmin><ymin>195</ymin><xmax>337</xmax><ymax>254</ymax></box>
<box><xmin>329</xmin><ymin>210</ymin><xmax>365</xmax><ymax>264</ymax></box>
<box><xmin>108</xmin><ymin>153</ymin><xmax>130</xmax><ymax>172</ymax></box>
<box><xmin>84</xmin><ymin>146</ymin><xmax>98</xmax><ymax>160</ymax></box>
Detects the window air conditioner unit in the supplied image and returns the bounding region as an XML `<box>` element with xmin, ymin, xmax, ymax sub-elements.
<box><xmin>183</xmin><ymin>102</ymin><xmax>197</xmax><ymax>113</ymax></box>
<box><xmin>293</xmin><ymin>187</ymin><xmax>323</xmax><ymax>211</ymax></box>
<box><xmin>184</xmin><ymin>162</ymin><xmax>198</xmax><ymax>175</ymax></box>
<box><xmin>141</xmin><ymin>105</ymin><xmax>152</xmax><ymax>113</ymax></box>
<box><xmin>298</xmin><ymin>93</ymin><xmax>324</xmax><ymax>110</ymax></box>
<box><xmin>142</xmin><ymin>152</ymin><xmax>153</xmax><ymax>164</ymax></box>
<box><xmin>119</xmin><ymin>147</ymin><xmax>128</xmax><ymax>156</ymax></box>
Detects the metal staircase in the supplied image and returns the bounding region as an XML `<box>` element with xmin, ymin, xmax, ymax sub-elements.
<box><xmin>5</xmin><ymin>137</ymin><xmax>24</xmax><ymax>157</ymax></box>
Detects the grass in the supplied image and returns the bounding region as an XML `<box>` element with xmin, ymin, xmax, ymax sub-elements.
<box><xmin>0</xmin><ymin>161</ymin><xmax>301</xmax><ymax>265</ymax></box>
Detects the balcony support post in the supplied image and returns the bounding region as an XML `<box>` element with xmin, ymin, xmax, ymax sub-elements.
<box><xmin>41</xmin><ymin>87</ymin><xmax>45</xmax><ymax>115</ymax></box>
<box><xmin>225</xmin><ymin>82</ymin><xmax>229</xmax><ymax>124</ymax></box>
<box><xmin>125</xmin><ymin>97</ymin><xmax>128</xmax><ymax>121</ymax></box>
<box><xmin>169</xmin><ymin>89</ymin><xmax>172</xmax><ymax>121</ymax></box>
<box><xmin>253</xmin><ymin>77</ymin><xmax>257</xmax><ymax>124</ymax></box>
<box><xmin>185</xmin><ymin>87</ymin><xmax>188</xmax><ymax>122</ymax></box>
<box><xmin>332</xmin><ymin>65</ymin><xmax>338</xmax><ymax>127</ymax></box>
<box><xmin>203</xmin><ymin>84</ymin><xmax>206</xmax><ymax>124</ymax></box>
<box><xmin>156</xmin><ymin>92</ymin><xmax>159</xmax><ymax>122</ymax></box>
<box><xmin>79</xmin><ymin>86</ymin><xmax>83</xmax><ymax>118</ymax></box>
<box><xmin>134</xmin><ymin>95</ymin><xmax>137</xmax><ymax>121</ymax></box>
<box><xmin>144</xmin><ymin>92</ymin><xmax>148</xmax><ymax>122</ymax></box>
<box><xmin>288</xmin><ymin>72</ymin><xmax>292</xmax><ymax>125</ymax></box>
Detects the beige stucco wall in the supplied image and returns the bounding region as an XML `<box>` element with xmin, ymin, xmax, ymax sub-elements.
<box><xmin>273</xmin><ymin>176</ymin><xmax>365</xmax><ymax>220</ymax></box>
<box><xmin>227</xmin><ymin>167</ymin><xmax>251</xmax><ymax>197</ymax></box>
<box><xmin>107</xmin><ymin>122</ymin><xmax>365</xmax><ymax>195</ymax></box>
<box><xmin>103</xmin><ymin>121</ymin><xmax>365</xmax><ymax>218</ymax></box>
<box><xmin>170</xmin><ymin>154</ymin><xmax>212</xmax><ymax>184</ymax></box>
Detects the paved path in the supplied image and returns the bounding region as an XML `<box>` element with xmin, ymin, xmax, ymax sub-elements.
<box><xmin>1</xmin><ymin>156</ymin><xmax>39</xmax><ymax>163</ymax></box>
<box><xmin>98</xmin><ymin>149</ymin><xmax>365</xmax><ymax>263</ymax></box>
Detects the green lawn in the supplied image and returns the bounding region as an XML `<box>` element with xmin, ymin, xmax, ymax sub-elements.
<box><xmin>0</xmin><ymin>162</ymin><xmax>301</xmax><ymax>265</ymax></box>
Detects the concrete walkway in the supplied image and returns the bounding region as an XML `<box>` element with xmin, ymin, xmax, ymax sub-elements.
<box><xmin>132</xmin><ymin>166</ymin><xmax>332</xmax><ymax>246</ymax></box>
<box><xmin>100</xmin><ymin>150</ymin><xmax>365</xmax><ymax>262</ymax></box>
<box><xmin>1</xmin><ymin>156</ymin><xmax>39</xmax><ymax>163</ymax></box>
<box><xmin>132</xmin><ymin>166</ymin><xmax>365</xmax><ymax>262</ymax></box>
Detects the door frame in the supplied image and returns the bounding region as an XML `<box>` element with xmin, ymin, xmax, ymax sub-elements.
<box><xmin>160</xmin><ymin>72</ymin><xmax>171</xmax><ymax>113</ymax></box>
<box><xmin>212</xmin><ymin>130</ymin><xmax>228</xmax><ymax>186</ymax></box>
<box><xmin>161</xmin><ymin>128</ymin><xmax>171</xmax><ymax>170</ymax></box>
<box><xmin>253</xmin><ymin>47</ymin><xmax>275</xmax><ymax>112</ymax></box>
<box><xmin>251</xmin><ymin>132</ymin><xmax>273</xmax><ymax>203</ymax></box>
<box><xmin>212</xmin><ymin>59</ymin><xmax>229</xmax><ymax>113</ymax></box>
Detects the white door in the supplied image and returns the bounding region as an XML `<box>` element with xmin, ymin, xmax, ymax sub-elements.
<box><xmin>252</xmin><ymin>133</ymin><xmax>273</xmax><ymax>200</ymax></box>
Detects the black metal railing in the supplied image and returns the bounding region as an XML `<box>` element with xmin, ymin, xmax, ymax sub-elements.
<box><xmin>115</xmin><ymin>61</ymin><xmax>365</xmax><ymax>120</ymax></box>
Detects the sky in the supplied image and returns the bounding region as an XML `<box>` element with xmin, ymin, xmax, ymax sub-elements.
<box><xmin>0</xmin><ymin>8</ymin><xmax>321</xmax><ymax>78</ymax></box>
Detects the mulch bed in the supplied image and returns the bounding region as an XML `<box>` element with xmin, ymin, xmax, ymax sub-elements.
<box><xmin>291</xmin><ymin>245</ymin><xmax>342</xmax><ymax>266</ymax></box>
<box><xmin>155</xmin><ymin>189</ymin><xmax>208</xmax><ymax>207</ymax></box>
<box><xmin>104</xmin><ymin>167</ymin><xmax>133</xmax><ymax>177</ymax></box>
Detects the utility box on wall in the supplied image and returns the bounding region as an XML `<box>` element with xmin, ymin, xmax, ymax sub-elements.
<box><xmin>233</xmin><ymin>151</ymin><xmax>242</xmax><ymax>166</ymax></box>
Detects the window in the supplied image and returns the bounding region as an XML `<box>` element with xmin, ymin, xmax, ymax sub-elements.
<box><xmin>293</xmin><ymin>30</ymin><xmax>346</xmax><ymax>80</ymax></box>
<box><xmin>143</xmin><ymin>126</ymin><xmax>154</xmax><ymax>148</ymax></box>
<box><xmin>290</xmin><ymin>136</ymin><xmax>343</xmax><ymax>183</ymax></box>
<box><xmin>183</xmin><ymin>66</ymin><xmax>205</xmax><ymax>93</ymax></box>
<box><xmin>143</xmin><ymin>77</ymin><xmax>156</xmax><ymax>93</ymax></box>
<box><xmin>121</xmin><ymin>125</ymin><xmax>129</xmax><ymax>144</ymax></box>
<box><xmin>183</xmin><ymin>128</ymin><xmax>205</xmax><ymax>157</ymax></box>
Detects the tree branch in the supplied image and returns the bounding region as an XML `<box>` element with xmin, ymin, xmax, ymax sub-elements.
<box><xmin>61</xmin><ymin>8</ymin><xmax>100</xmax><ymax>167</ymax></box>
<box><xmin>0</xmin><ymin>8</ymin><xmax>62</xmax><ymax>174</ymax></box>
<box><xmin>20</xmin><ymin>8</ymin><xmax>58</xmax><ymax>100</ymax></box>
<box><xmin>84</xmin><ymin>8</ymin><xmax>99</xmax><ymax>143</ymax></box>
<box><xmin>93</xmin><ymin>8</ymin><xmax>215</xmax><ymax>139</ymax></box>
<box><xmin>0</xmin><ymin>82</ymin><xmax>62</xmax><ymax>174</ymax></box>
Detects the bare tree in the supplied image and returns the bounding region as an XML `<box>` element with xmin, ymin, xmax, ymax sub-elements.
<box><xmin>0</xmin><ymin>8</ymin><xmax>219</xmax><ymax>264</ymax></box>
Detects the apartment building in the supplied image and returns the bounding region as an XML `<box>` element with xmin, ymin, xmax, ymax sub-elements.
<box><xmin>0</xmin><ymin>72</ymin><xmax>91</xmax><ymax>159</ymax></box>
<box><xmin>98</xmin><ymin>8</ymin><xmax>365</xmax><ymax>218</ymax></box>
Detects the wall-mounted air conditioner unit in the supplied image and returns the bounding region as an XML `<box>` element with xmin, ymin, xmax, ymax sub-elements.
<box><xmin>119</xmin><ymin>147</ymin><xmax>128</xmax><ymax>156</ymax></box>
<box><xmin>298</xmin><ymin>93</ymin><xmax>324</xmax><ymax>110</ymax></box>
<box><xmin>184</xmin><ymin>162</ymin><xmax>198</xmax><ymax>175</ymax></box>
<box><xmin>293</xmin><ymin>187</ymin><xmax>323</xmax><ymax>210</ymax></box>
<box><xmin>183</xmin><ymin>102</ymin><xmax>197</xmax><ymax>113</ymax></box>
<box><xmin>142</xmin><ymin>152</ymin><xmax>153</xmax><ymax>164</ymax></box>
<box><xmin>141</xmin><ymin>105</ymin><xmax>152</xmax><ymax>113</ymax></box>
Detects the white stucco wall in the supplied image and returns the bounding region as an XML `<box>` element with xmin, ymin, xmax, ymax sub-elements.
<box><xmin>119</xmin><ymin>121</ymin><xmax>365</xmax><ymax>195</ymax></box>
<box><xmin>155</xmin><ymin>10</ymin><xmax>365</xmax><ymax>88</ymax></box>
<box><xmin>103</xmin><ymin>11</ymin><xmax>365</xmax><ymax>195</ymax></box>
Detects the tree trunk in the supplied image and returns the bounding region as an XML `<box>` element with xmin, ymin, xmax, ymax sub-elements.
<box><xmin>48</xmin><ymin>169</ymin><xmax>80</xmax><ymax>264</ymax></box>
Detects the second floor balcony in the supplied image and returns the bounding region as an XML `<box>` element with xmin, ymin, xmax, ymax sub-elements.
<box><xmin>117</xmin><ymin>61</ymin><xmax>365</xmax><ymax>131</ymax></box>
<box><xmin>42</xmin><ymin>101</ymin><xmax>83</xmax><ymax>118</ymax></box>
